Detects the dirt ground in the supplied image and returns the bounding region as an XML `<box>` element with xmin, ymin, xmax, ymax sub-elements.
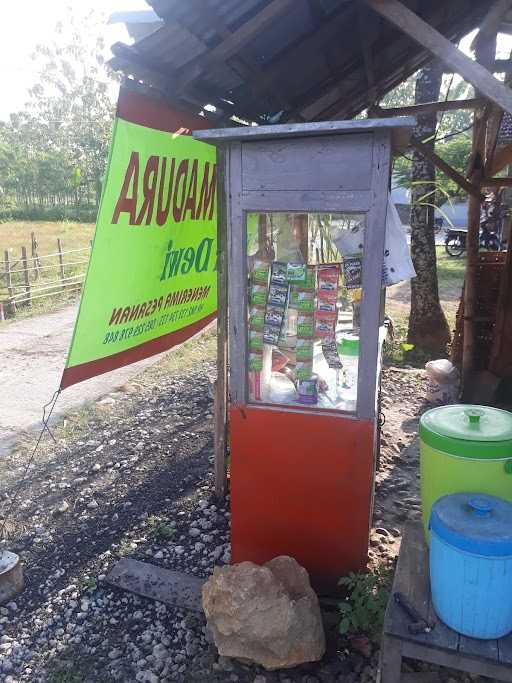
<box><xmin>0</xmin><ymin>304</ymin><xmax>170</xmax><ymax>456</ymax></box>
<box><xmin>0</xmin><ymin>327</ymin><xmax>491</xmax><ymax>683</ymax></box>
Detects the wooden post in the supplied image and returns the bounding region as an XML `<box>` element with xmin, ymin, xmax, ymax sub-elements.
<box><xmin>4</xmin><ymin>250</ymin><xmax>13</xmax><ymax>302</ymax></box>
<box><xmin>31</xmin><ymin>232</ymin><xmax>41</xmax><ymax>279</ymax></box>
<box><xmin>214</xmin><ymin>147</ymin><xmax>228</xmax><ymax>501</ymax></box>
<box><xmin>462</xmin><ymin>30</ymin><xmax>497</xmax><ymax>389</ymax></box>
<box><xmin>21</xmin><ymin>246</ymin><xmax>31</xmax><ymax>307</ymax></box>
<box><xmin>4</xmin><ymin>250</ymin><xmax>15</xmax><ymax>316</ymax></box>
<box><xmin>57</xmin><ymin>238</ymin><xmax>65</xmax><ymax>289</ymax></box>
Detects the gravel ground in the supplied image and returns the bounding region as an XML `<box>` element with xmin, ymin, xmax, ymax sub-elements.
<box><xmin>0</xmin><ymin>335</ymin><xmax>489</xmax><ymax>683</ymax></box>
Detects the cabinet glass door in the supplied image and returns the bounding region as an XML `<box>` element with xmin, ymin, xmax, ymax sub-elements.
<box><xmin>246</xmin><ymin>211</ymin><xmax>367</xmax><ymax>412</ymax></box>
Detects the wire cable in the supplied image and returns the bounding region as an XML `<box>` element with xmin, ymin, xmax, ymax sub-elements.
<box><xmin>0</xmin><ymin>388</ymin><xmax>61</xmax><ymax>543</ymax></box>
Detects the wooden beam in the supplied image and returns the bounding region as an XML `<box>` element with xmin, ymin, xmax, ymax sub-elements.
<box><xmin>492</xmin><ymin>143</ymin><xmax>512</xmax><ymax>174</ymax></box>
<box><xmin>410</xmin><ymin>139</ymin><xmax>481</xmax><ymax>198</ymax></box>
<box><xmin>462</xmin><ymin>37</ymin><xmax>495</xmax><ymax>389</ymax></box>
<box><xmin>248</xmin><ymin>3</ymin><xmax>356</xmax><ymax>110</ymax></box>
<box><xmin>484</xmin><ymin>54</ymin><xmax>512</xmax><ymax>175</ymax></box>
<box><xmin>365</xmin><ymin>0</ymin><xmax>512</xmax><ymax>116</ymax></box>
<box><xmin>373</xmin><ymin>98</ymin><xmax>483</xmax><ymax>117</ymax></box>
<box><xmin>214</xmin><ymin>146</ymin><xmax>228</xmax><ymax>501</ymax></box>
<box><xmin>358</xmin><ymin>3</ymin><xmax>378</xmax><ymax>106</ymax></box>
<box><xmin>484</xmin><ymin>106</ymin><xmax>505</xmax><ymax>176</ymax></box>
<box><xmin>471</xmin><ymin>0</ymin><xmax>512</xmax><ymax>53</ymax></box>
<box><xmin>301</xmin><ymin>1</ymin><xmax>486</xmax><ymax>121</ymax></box>
<box><xmin>481</xmin><ymin>176</ymin><xmax>512</xmax><ymax>186</ymax></box>
<box><xmin>173</xmin><ymin>0</ymin><xmax>295</xmax><ymax>93</ymax></box>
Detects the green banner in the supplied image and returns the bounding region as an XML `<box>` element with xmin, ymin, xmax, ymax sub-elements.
<box><xmin>61</xmin><ymin>91</ymin><xmax>217</xmax><ymax>388</ymax></box>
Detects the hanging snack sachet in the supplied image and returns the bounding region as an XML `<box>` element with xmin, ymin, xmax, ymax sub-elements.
<box><xmin>342</xmin><ymin>254</ymin><xmax>363</xmax><ymax>289</ymax></box>
<box><xmin>322</xmin><ymin>339</ymin><xmax>343</xmax><ymax>369</ymax></box>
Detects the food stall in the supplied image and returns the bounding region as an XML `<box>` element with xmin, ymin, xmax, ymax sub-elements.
<box><xmin>195</xmin><ymin>118</ymin><xmax>415</xmax><ymax>590</ymax></box>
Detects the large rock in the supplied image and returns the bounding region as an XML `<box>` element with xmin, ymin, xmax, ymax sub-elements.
<box><xmin>202</xmin><ymin>555</ymin><xmax>325</xmax><ymax>669</ymax></box>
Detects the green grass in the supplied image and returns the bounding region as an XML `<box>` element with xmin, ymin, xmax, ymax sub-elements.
<box><xmin>436</xmin><ymin>247</ymin><xmax>466</xmax><ymax>282</ymax></box>
<box><xmin>0</xmin><ymin>220</ymin><xmax>95</xmax><ymax>254</ymax></box>
<box><xmin>384</xmin><ymin>245</ymin><xmax>466</xmax><ymax>364</ymax></box>
<box><xmin>0</xmin><ymin>221</ymin><xmax>95</xmax><ymax>321</ymax></box>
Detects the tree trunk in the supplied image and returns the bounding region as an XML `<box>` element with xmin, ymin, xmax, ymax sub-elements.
<box><xmin>407</xmin><ymin>61</ymin><xmax>451</xmax><ymax>356</ymax></box>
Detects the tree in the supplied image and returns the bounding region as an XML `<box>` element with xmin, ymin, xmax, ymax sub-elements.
<box><xmin>407</xmin><ymin>62</ymin><xmax>451</xmax><ymax>355</ymax></box>
<box><xmin>0</xmin><ymin>9</ymin><xmax>116</xmax><ymax>218</ymax></box>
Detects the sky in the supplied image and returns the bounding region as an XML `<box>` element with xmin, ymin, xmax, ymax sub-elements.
<box><xmin>0</xmin><ymin>0</ymin><xmax>150</xmax><ymax>120</ymax></box>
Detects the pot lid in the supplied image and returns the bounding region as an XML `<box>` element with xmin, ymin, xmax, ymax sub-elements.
<box><xmin>430</xmin><ymin>493</ymin><xmax>512</xmax><ymax>557</ymax></box>
<box><xmin>420</xmin><ymin>404</ymin><xmax>512</xmax><ymax>459</ymax></box>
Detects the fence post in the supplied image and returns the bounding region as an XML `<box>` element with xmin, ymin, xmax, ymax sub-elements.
<box><xmin>21</xmin><ymin>246</ymin><xmax>31</xmax><ymax>307</ymax></box>
<box><xmin>4</xmin><ymin>250</ymin><xmax>15</xmax><ymax>315</ymax></box>
<box><xmin>31</xmin><ymin>232</ymin><xmax>41</xmax><ymax>279</ymax></box>
<box><xmin>57</xmin><ymin>238</ymin><xmax>65</xmax><ymax>290</ymax></box>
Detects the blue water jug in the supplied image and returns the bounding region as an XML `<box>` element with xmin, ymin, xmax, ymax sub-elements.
<box><xmin>430</xmin><ymin>492</ymin><xmax>512</xmax><ymax>639</ymax></box>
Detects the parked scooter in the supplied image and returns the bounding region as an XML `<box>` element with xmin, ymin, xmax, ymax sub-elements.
<box><xmin>444</xmin><ymin>224</ymin><xmax>502</xmax><ymax>258</ymax></box>
<box><xmin>444</xmin><ymin>191</ymin><xmax>508</xmax><ymax>258</ymax></box>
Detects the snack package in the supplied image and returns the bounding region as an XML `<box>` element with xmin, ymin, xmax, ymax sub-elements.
<box><xmin>249</xmin><ymin>306</ymin><xmax>265</xmax><ymax>331</ymax></box>
<box><xmin>342</xmin><ymin>255</ymin><xmax>363</xmax><ymax>289</ymax></box>
<box><xmin>304</xmin><ymin>266</ymin><xmax>317</xmax><ymax>290</ymax></box>
<box><xmin>315</xmin><ymin>314</ymin><xmax>336</xmax><ymax>339</ymax></box>
<box><xmin>297</xmin><ymin>290</ymin><xmax>315</xmax><ymax>313</ymax></box>
<box><xmin>248</xmin><ymin>351</ymin><xmax>263</xmax><ymax>371</ymax></box>
<box><xmin>296</xmin><ymin>338</ymin><xmax>314</xmax><ymax>361</ymax></box>
<box><xmin>249</xmin><ymin>330</ymin><xmax>263</xmax><ymax>351</ymax></box>
<box><xmin>265</xmin><ymin>305</ymin><xmax>285</xmax><ymax>327</ymax></box>
<box><xmin>251</xmin><ymin>284</ymin><xmax>267</xmax><ymax>306</ymax></box>
<box><xmin>317</xmin><ymin>291</ymin><xmax>337</xmax><ymax>314</ymax></box>
<box><xmin>252</xmin><ymin>259</ymin><xmax>270</xmax><ymax>285</ymax></box>
<box><xmin>317</xmin><ymin>264</ymin><xmax>340</xmax><ymax>292</ymax></box>
<box><xmin>321</xmin><ymin>339</ymin><xmax>343</xmax><ymax>369</ymax></box>
<box><xmin>297</xmin><ymin>313</ymin><xmax>314</xmax><ymax>338</ymax></box>
<box><xmin>289</xmin><ymin>286</ymin><xmax>300</xmax><ymax>309</ymax></box>
<box><xmin>296</xmin><ymin>360</ymin><xmax>313</xmax><ymax>380</ymax></box>
<box><xmin>263</xmin><ymin>324</ymin><xmax>281</xmax><ymax>345</ymax></box>
<box><xmin>287</xmin><ymin>262</ymin><xmax>307</xmax><ymax>284</ymax></box>
<box><xmin>268</xmin><ymin>284</ymin><xmax>288</xmax><ymax>307</ymax></box>
<box><xmin>270</xmin><ymin>261</ymin><xmax>287</xmax><ymax>286</ymax></box>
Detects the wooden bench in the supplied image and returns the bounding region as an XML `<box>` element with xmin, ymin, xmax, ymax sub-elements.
<box><xmin>379</xmin><ymin>521</ymin><xmax>512</xmax><ymax>682</ymax></box>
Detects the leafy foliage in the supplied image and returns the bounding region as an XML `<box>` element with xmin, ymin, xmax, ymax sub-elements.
<box><xmin>0</xmin><ymin>10</ymin><xmax>116</xmax><ymax>219</ymax></box>
<box><xmin>338</xmin><ymin>567</ymin><xmax>391</xmax><ymax>641</ymax></box>
<box><xmin>146</xmin><ymin>515</ymin><xmax>177</xmax><ymax>541</ymax></box>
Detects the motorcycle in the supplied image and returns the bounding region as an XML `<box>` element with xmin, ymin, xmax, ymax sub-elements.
<box><xmin>444</xmin><ymin>222</ymin><xmax>503</xmax><ymax>258</ymax></box>
<box><xmin>444</xmin><ymin>197</ymin><xmax>508</xmax><ymax>258</ymax></box>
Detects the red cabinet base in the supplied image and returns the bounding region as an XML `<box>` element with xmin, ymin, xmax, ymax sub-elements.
<box><xmin>230</xmin><ymin>405</ymin><xmax>376</xmax><ymax>593</ymax></box>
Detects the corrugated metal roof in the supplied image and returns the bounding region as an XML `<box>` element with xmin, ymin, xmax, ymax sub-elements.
<box><xmin>109</xmin><ymin>0</ymin><xmax>494</xmax><ymax>124</ymax></box>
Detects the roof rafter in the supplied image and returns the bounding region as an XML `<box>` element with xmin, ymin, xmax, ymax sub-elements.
<box><xmin>172</xmin><ymin>0</ymin><xmax>295</xmax><ymax>94</ymax></box>
<box><xmin>365</xmin><ymin>0</ymin><xmax>512</xmax><ymax>115</ymax></box>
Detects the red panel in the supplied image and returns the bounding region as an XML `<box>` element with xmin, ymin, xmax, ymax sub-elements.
<box><xmin>230</xmin><ymin>405</ymin><xmax>375</xmax><ymax>593</ymax></box>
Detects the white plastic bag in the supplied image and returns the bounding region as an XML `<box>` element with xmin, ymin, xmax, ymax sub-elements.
<box><xmin>425</xmin><ymin>359</ymin><xmax>460</xmax><ymax>404</ymax></box>
<box><xmin>383</xmin><ymin>196</ymin><xmax>416</xmax><ymax>287</ymax></box>
<box><xmin>332</xmin><ymin>194</ymin><xmax>416</xmax><ymax>287</ymax></box>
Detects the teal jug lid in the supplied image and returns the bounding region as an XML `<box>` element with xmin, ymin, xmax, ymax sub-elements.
<box><xmin>430</xmin><ymin>493</ymin><xmax>512</xmax><ymax>557</ymax></box>
<box><xmin>420</xmin><ymin>404</ymin><xmax>512</xmax><ymax>458</ymax></box>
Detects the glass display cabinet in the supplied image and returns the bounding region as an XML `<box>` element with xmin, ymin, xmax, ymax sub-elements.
<box><xmin>195</xmin><ymin>118</ymin><xmax>414</xmax><ymax>590</ymax></box>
